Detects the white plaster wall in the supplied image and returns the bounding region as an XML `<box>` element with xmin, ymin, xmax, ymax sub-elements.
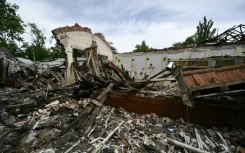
<box><xmin>116</xmin><ymin>44</ymin><xmax>245</xmax><ymax>79</ymax></box>
<box><xmin>58</xmin><ymin>31</ymin><xmax>113</xmax><ymax>61</ymax></box>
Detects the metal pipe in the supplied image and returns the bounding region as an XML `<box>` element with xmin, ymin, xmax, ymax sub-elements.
<box><xmin>167</xmin><ymin>139</ymin><xmax>209</xmax><ymax>153</ymax></box>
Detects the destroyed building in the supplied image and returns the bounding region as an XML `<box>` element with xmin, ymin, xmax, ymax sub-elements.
<box><xmin>0</xmin><ymin>24</ymin><xmax>245</xmax><ymax>153</ymax></box>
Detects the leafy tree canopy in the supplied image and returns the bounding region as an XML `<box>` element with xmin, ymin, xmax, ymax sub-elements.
<box><xmin>23</xmin><ymin>45</ymin><xmax>49</xmax><ymax>61</ymax></box>
<box><xmin>195</xmin><ymin>16</ymin><xmax>216</xmax><ymax>44</ymax></box>
<box><xmin>21</xmin><ymin>23</ymin><xmax>49</xmax><ymax>61</ymax></box>
<box><xmin>133</xmin><ymin>40</ymin><xmax>151</xmax><ymax>52</ymax></box>
<box><xmin>173</xmin><ymin>35</ymin><xmax>196</xmax><ymax>47</ymax></box>
<box><xmin>0</xmin><ymin>1</ymin><xmax>63</xmax><ymax>61</ymax></box>
<box><xmin>49</xmin><ymin>43</ymin><xmax>63</xmax><ymax>60</ymax></box>
<box><xmin>27</xmin><ymin>22</ymin><xmax>46</xmax><ymax>47</ymax></box>
<box><xmin>0</xmin><ymin>0</ymin><xmax>25</xmax><ymax>54</ymax></box>
<box><xmin>172</xmin><ymin>16</ymin><xmax>217</xmax><ymax>47</ymax></box>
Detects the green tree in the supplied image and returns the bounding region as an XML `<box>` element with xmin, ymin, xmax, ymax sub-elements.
<box><xmin>49</xmin><ymin>43</ymin><xmax>63</xmax><ymax>59</ymax></box>
<box><xmin>172</xmin><ymin>42</ymin><xmax>183</xmax><ymax>47</ymax></box>
<box><xmin>133</xmin><ymin>40</ymin><xmax>150</xmax><ymax>52</ymax></box>
<box><xmin>172</xmin><ymin>16</ymin><xmax>216</xmax><ymax>47</ymax></box>
<box><xmin>172</xmin><ymin>35</ymin><xmax>196</xmax><ymax>47</ymax></box>
<box><xmin>195</xmin><ymin>16</ymin><xmax>216</xmax><ymax>44</ymax></box>
<box><xmin>27</xmin><ymin>23</ymin><xmax>46</xmax><ymax>47</ymax></box>
<box><xmin>24</xmin><ymin>45</ymin><xmax>49</xmax><ymax>61</ymax></box>
<box><xmin>0</xmin><ymin>0</ymin><xmax>25</xmax><ymax>54</ymax></box>
<box><xmin>22</xmin><ymin>23</ymin><xmax>49</xmax><ymax>61</ymax></box>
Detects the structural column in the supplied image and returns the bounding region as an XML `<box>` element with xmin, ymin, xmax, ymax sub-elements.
<box><xmin>65</xmin><ymin>47</ymin><xmax>75</xmax><ymax>84</ymax></box>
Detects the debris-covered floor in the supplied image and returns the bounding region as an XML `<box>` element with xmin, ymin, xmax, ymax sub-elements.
<box><xmin>1</xmin><ymin>28</ymin><xmax>245</xmax><ymax>152</ymax></box>
<box><xmin>1</xmin><ymin>87</ymin><xmax>245</xmax><ymax>153</ymax></box>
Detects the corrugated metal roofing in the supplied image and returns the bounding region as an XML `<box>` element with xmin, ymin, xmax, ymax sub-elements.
<box><xmin>182</xmin><ymin>63</ymin><xmax>245</xmax><ymax>90</ymax></box>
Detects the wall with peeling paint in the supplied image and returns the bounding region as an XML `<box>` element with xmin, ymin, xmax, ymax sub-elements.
<box><xmin>54</xmin><ymin>31</ymin><xmax>114</xmax><ymax>84</ymax></box>
<box><xmin>114</xmin><ymin>44</ymin><xmax>245</xmax><ymax>80</ymax></box>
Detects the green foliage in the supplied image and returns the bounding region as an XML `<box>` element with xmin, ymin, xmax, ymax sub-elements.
<box><xmin>172</xmin><ymin>16</ymin><xmax>216</xmax><ymax>47</ymax></box>
<box><xmin>133</xmin><ymin>40</ymin><xmax>150</xmax><ymax>52</ymax></box>
<box><xmin>0</xmin><ymin>0</ymin><xmax>25</xmax><ymax>54</ymax></box>
<box><xmin>24</xmin><ymin>45</ymin><xmax>49</xmax><ymax>61</ymax></box>
<box><xmin>22</xmin><ymin>23</ymin><xmax>64</xmax><ymax>61</ymax></box>
<box><xmin>0</xmin><ymin>1</ymin><xmax>63</xmax><ymax>61</ymax></box>
<box><xmin>172</xmin><ymin>35</ymin><xmax>196</xmax><ymax>47</ymax></box>
<box><xmin>21</xmin><ymin>23</ymin><xmax>50</xmax><ymax>61</ymax></box>
<box><xmin>27</xmin><ymin>23</ymin><xmax>46</xmax><ymax>47</ymax></box>
<box><xmin>172</xmin><ymin>42</ymin><xmax>183</xmax><ymax>47</ymax></box>
<box><xmin>49</xmin><ymin>43</ymin><xmax>63</xmax><ymax>59</ymax></box>
<box><xmin>195</xmin><ymin>16</ymin><xmax>216</xmax><ymax>44</ymax></box>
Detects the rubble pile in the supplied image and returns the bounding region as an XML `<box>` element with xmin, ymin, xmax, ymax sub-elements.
<box><xmin>0</xmin><ymin>47</ymin><xmax>67</xmax><ymax>90</ymax></box>
<box><xmin>138</xmin><ymin>85</ymin><xmax>181</xmax><ymax>97</ymax></box>
<box><xmin>0</xmin><ymin>91</ymin><xmax>244</xmax><ymax>153</ymax></box>
<box><xmin>1</xmin><ymin>39</ymin><xmax>245</xmax><ymax>153</ymax></box>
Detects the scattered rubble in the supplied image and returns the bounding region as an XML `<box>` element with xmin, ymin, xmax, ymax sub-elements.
<box><xmin>1</xmin><ymin>24</ymin><xmax>245</xmax><ymax>153</ymax></box>
<box><xmin>1</xmin><ymin>57</ymin><xmax>244</xmax><ymax>152</ymax></box>
<box><xmin>1</xmin><ymin>91</ymin><xmax>245</xmax><ymax>153</ymax></box>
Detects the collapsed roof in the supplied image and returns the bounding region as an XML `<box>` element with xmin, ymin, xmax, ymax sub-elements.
<box><xmin>207</xmin><ymin>24</ymin><xmax>245</xmax><ymax>44</ymax></box>
<box><xmin>173</xmin><ymin>63</ymin><xmax>245</xmax><ymax>107</ymax></box>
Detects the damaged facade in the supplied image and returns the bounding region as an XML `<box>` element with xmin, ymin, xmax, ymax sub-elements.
<box><xmin>0</xmin><ymin>24</ymin><xmax>245</xmax><ymax>153</ymax></box>
<box><xmin>52</xmin><ymin>24</ymin><xmax>114</xmax><ymax>84</ymax></box>
<box><xmin>114</xmin><ymin>44</ymin><xmax>245</xmax><ymax>80</ymax></box>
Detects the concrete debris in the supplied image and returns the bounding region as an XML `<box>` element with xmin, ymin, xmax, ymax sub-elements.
<box><xmin>1</xmin><ymin>24</ymin><xmax>245</xmax><ymax>153</ymax></box>
<box><xmin>138</xmin><ymin>85</ymin><xmax>181</xmax><ymax>97</ymax></box>
<box><xmin>1</xmin><ymin>47</ymin><xmax>244</xmax><ymax>152</ymax></box>
<box><xmin>0</xmin><ymin>90</ymin><xmax>245</xmax><ymax>153</ymax></box>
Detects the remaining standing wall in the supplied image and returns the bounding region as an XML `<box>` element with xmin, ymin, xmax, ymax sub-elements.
<box><xmin>113</xmin><ymin>44</ymin><xmax>245</xmax><ymax>80</ymax></box>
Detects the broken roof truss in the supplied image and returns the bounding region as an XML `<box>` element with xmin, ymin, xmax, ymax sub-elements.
<box><xmin>208</xmin><ymin>24</ymin><xmax>245</xmax><ymax>44</ymax></box>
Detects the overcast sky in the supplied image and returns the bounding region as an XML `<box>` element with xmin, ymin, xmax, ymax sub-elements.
<box><xmin>8</xmin><ymin>0</ymin><xmax>245</xmax><ymax>53</ymax></box>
